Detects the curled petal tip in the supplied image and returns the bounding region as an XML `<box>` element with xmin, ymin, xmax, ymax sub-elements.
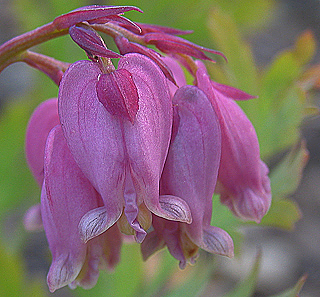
<box><xmin>79</xmin><ymin>206</ymin><xmax>122</xmax><ymax>243</ymax></box>
<box><xmin>227</xmin><ymin>188</ymin><xmax>271</xmax><ymax>223</ymax></box>
<box><xmin>47</xmin><ymin>254</ymin><xmax>83</xmax><ymax>293</ymax></box>
<box><xmin>201</xmin><ymin>226</ymin><xmax>234</xmax><ymax>258</ymax></box>
<box><xmin>155</xmin><ymin>195</ymin><xmax>192</xmax><ymax>223</ymax></box>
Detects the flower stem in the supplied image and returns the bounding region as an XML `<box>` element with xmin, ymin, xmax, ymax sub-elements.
<box><xmin>0</xmin><ymin>22</ymin><xmax>68</xmax><ymax>72</ymax></box>
<box><xmin>21</xmin><ymin>51</ymin><xmax>70</xmax><ymax>85</ymax></box>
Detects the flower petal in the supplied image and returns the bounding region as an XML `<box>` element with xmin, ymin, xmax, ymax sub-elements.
<box><xmin>59</xmin><ymin>60</ymin><xmax>124</xmax><ymax>221</ymax></box>
<box><xmin>78</xmin><ymin>206</ymin><xmax>121</xmax><ymax>243</ymax></box>
<box><xmin>116</xmin><ymin>53</ymin><xmax>176</xmax><ymax>221</ymax></box>
<box><xmin>42</xmin><ymin>125</ymin><xmax>102</xmax><ymax>292</ymax></box>
<box><xmin>140</xmin><ymin>230</ymin><xmax>165</xmax><ymax>261</ymax></box>
<box><xmin>158</xmin><ymin>195</ymin><xmax>192</xmax><ymax>223</ymax></box>
<box><xmin>114</xmin><ymin>36</ymin><xmax>176</xmax><ymax>84</ymax></box>
<box><xmin>96</xmin><ymin>68</ymin><xmax>139</xmax><ymax>123</ymax></box>
<box><xmin>25</xmin><ymin>98</ymin><xmax>59</xmax><ymax>185</ymax></box>
<box><xmin>161</xmin><ymin>85</ymin><xmax>222</xmax><ymax>247</ymax></box>
<box><xmin>196</xmin><ymin>61</ymin><xmax>271</xmax><ymax>223</ymax></box>
<box><xmin>23</xmin><ymin>203</ymin><xmax>43</xmax><ymax>231</ymax></box>
<box><xmin>69</xmin><ymin>225</ymin><xmax>122</xmax><ymax>289</ymax></box>
<box><xmin>201</xmin><ymin>226</ymin><xmax>234</xmax><ymax>257</ymax></box>
<box><xmin>69</xmin><ymin>24</ymin><xmax>121</xmax><ymax>59</ymax></box>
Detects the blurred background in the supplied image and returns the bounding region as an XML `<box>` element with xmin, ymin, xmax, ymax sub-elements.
<box><xmin>0</xmin><ymin>0</ymin><xmax>319</xmax><ymax>296</ymax></box>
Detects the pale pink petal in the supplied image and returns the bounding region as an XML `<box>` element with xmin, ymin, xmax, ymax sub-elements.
<box><xmin>59</xmin><ymin>60</ymin><xmax>123</xmax><ymax>229</ymax></box>
<box><xmin>25</xmin><ymin>98</ymin><xmax>59</xmax><ymax>185</ymax></box>
<box><xmin>23</xmin><ymin>203</ymin><xmax>43</xmax><ymax>231</ymax></box>
<box><xmin>42</xmin><ymin>125</ymin><xmax>102</xmax><ymax>292</ymax></box>
<box><xmin>196</xmin><ymin>61</ymin><xmax>271</xmax><ymax>223</ymax></box>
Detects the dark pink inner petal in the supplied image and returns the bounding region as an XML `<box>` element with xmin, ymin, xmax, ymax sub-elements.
<box><xmin>96</xmin><ymin>68</ymin><xmax>139</xmax><ymax>123</ymax></box>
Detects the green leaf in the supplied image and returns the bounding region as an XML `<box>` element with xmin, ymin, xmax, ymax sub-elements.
<box><xmin>222</xmin><ymin>251</ymin><xmax>261</xmax><ymax>297</ymax></box>
<box><xmin>207</xmin><ymin>7</ymin><xmax>258</xmax><ymax>94</ymax></box>
<box><xmin>259</xmin><ymin>141</ymin><xmax>307</xmax><ymax>229</ymax></box>
<box><xmin>259</xmin><ymin>85</ymin><xmax>307</xmax><ymax>158</ymax></box>
<box><xmin>0</xmin><ymin>243</ymin><xmax>24</xmax><ymax>297</ymax></box>
<box><xmin>269</xmin><ymin>275</ymin><xmax>307</xmax><ymax>297</ymax></box>
<box><xmin>292</xmin><ymin>30</ymin><xmax>316</xmax><ymax>66</ymax></box>
<box><xmin>270</xmin><ymin>141</ymin><xmax>309</xmax><ymax>199</ymax></box>
<box><xmin>260</xmin><ymin>198</ymin><xmax>301</xmax><ymax>230</ymax></box>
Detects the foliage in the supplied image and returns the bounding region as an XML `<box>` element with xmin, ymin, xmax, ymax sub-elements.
<box><xmin>0</xmin><ymin>0</ymin><xmax>317</xmax><ymax>296</ymax></box>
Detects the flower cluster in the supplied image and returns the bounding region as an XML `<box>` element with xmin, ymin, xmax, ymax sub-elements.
<box><xmin>21</xmin><ymin>5</ymin><xmax>271</xmax><ymax>292</ymax></box>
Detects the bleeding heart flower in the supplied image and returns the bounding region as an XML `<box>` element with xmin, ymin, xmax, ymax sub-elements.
<box><xmin>141</xmin><ymin>85</ymin><xmax>234</xmax><ymax>268</ymax></box>
<box><xmin>196</xmin><ymin>60</ymin><xmax>271</xmax><ymax>223</ymax></box>
<box><xmin>58</xmin><ymin>53</ymin><xmax>192</xmax><ymax>244</ymax></box>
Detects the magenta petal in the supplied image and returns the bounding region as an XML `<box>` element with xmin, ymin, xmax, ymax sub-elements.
<box><xmin>25</xmin><ymin>98</ymin><xmax>59</xmax><ymax>185</ymax></box>
<box><xmin>53</xmin><ymin>5</ymin><xmax>143</xmax><ymax>30</ymax></box>
<box><xmin>196</xmin><ymin>62</ymin><xmax>271</xmax><ymax>223</ymax></box>
<box><xmin>136</xmin><ymin>23</ymin><xmax>193</xmax><ymax>35</ymax></box>
<box><xmin>69</xmin><ymin>225</ymin><xmax>122</xmax><ymax>290</ymax></box>
<box><xmin>116</xmin><ymin>54</ymin><xmax>176</xmax><ymax>221</ymax></box>
<box><xmin>161</xmin><ymin>56</ymin><xmax>186</xmax><ymax>88</ymax></box>
<box><xmin>140</xmin><ymin>230</ymin><xmax>165</xmax><ymax>261</ymax></box>
<box><xmin>42</xmin><ymin>125</ymin><xmax>101</xmax><ymax>292</ymax></box>
<box><xmin>160</xmin><ymin>220</ymin><xmax>187</xmax><ymax>269</ymax></box>
<box><xmin>143</xmin><ymin>33</ymin><xmax>227</xmax><ymax>61</ymax></box>
<box><xmin>96</xmin><ymin>68</ymin><xmax>139</xmax><ymax>123</ymax></box>
<box><xmin>59</xmin><ymin>60</ymin><xmax>124</xmax><ymax>221</ymax></box>
<box><xmin>114</xmin><ymin>36</ymin><xmax>175</xmax><ymax>84</ymax></box>
<box><xmin>106</xmin><ymin>15</ymin><xmax>142</xmax><ymax>33</ymax></box>
<box><xmin>123</xmin><ymin>170</ymin><xmax>147</xmax><ymax>243</ymax></box>
<box><xmin>161</xmin><ymin>85</ymin><xmax>230</xmax><ymax>252</ymax></box>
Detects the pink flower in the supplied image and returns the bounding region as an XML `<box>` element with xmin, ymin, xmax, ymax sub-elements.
<box><xmin>21</xmin><ymin>5</ymin><xmax>272</xmax><ymax>289</ymax></box>
<box><xmin>58</xmin><ymin>53</ymin><xmax>191</xmax><ymax>245</ymax></box>
<box><xmin>196</xmin><ymin>61</ymin><xmax>271</xmax><ymax>222</ymax></box>
<box><xmin>25</xmin><ymin>99</ymin><xmax>122</xmax><ymax>292</ymax></box>
<box><xmin>142</xmin><ymin>85</ymin><xmax>234</xmax><ymax>268</ymax></box>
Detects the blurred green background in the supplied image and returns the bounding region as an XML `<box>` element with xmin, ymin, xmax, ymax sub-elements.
<box><xmin>0</xmin><ymin>0</ymin><xmax>319</xmax><ymax>296</ymax></box>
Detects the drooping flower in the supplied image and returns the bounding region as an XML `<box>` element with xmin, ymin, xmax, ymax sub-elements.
<box><xmin>24</xmin><ymin>98</ymin><xmax>59</xmax><ymax>231</ymax></box>
<box><xmin>19</xmin><ymin>4</ymin><xmax>273</xmax><ymax>291</ymax></box>
<box><xmin>24</xmin><ymin>98</ymin><xmax>122</xmax><ymax>291</ymax></box>
<box><xmin>58</xmin><ymin>52</ymin><xmax>191</xmax><ymax>244</ymax></box>
<box><xmin>196</xmin><ymin>60</ymin><xmax>271</xmax><ymax>222</ymax></box>
<box><xmin>42</xmin><ymin>125</ymin><xmax>122</xmax><ymax>292</ymax></box>
<box><xmin>142</xmin><ymin>85</ymin><xmax>234</xmax><ymax>268</ymax></box>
